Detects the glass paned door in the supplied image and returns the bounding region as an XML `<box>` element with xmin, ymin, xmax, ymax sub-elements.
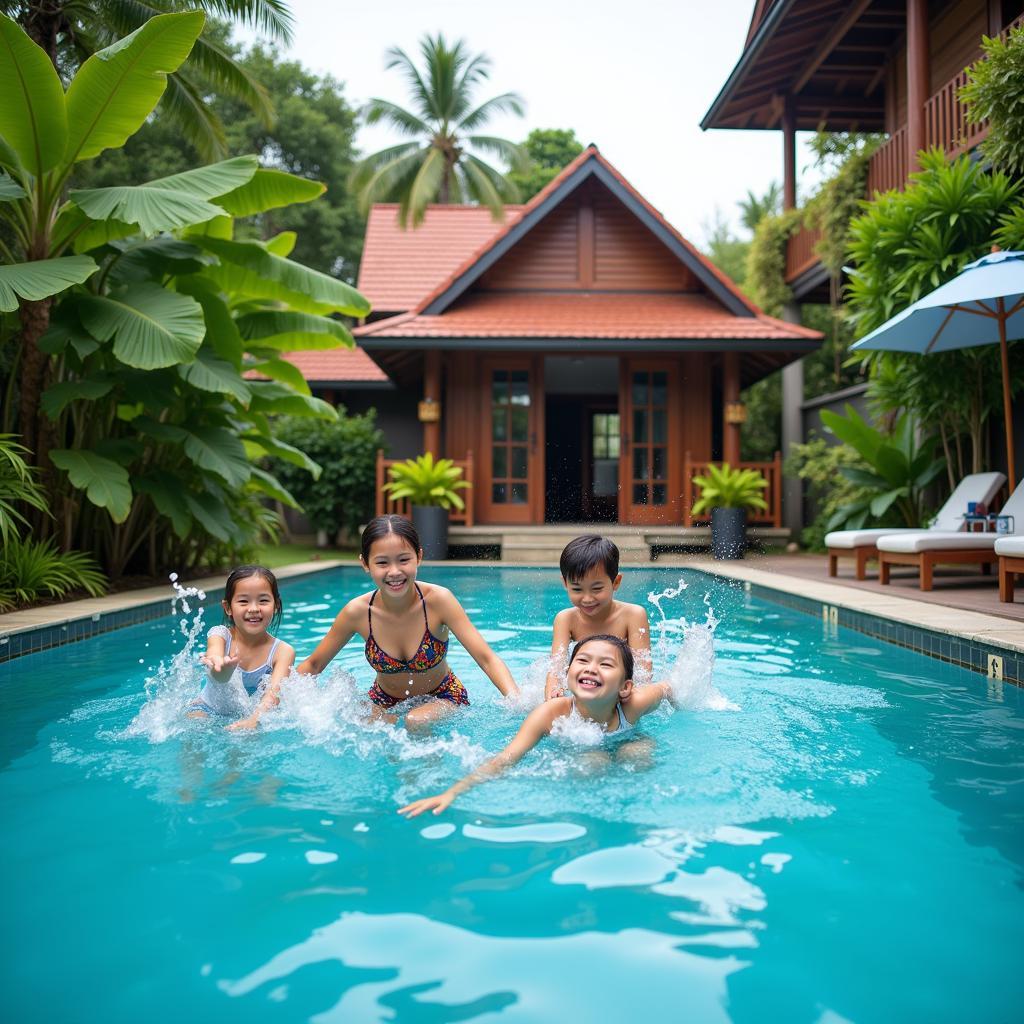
<box><xmin>619</xmin><ymin>360</ymin><xmax>680</xmax><ymax>524</ymax></box>
<box><xmin>481</xmin><ymin>357</ymin><xmax>542</xmax><ymax>523</ymax></box>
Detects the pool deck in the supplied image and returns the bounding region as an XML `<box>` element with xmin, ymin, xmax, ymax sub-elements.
<box><xmin>2</xmin><ymin>553</ymin><xmax>1023</xmax><ymax>661</ymax></box>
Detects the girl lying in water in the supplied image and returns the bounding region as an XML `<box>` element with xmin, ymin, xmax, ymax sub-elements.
<box><xmin>297</xmin><ymin>515</ymin><xmax>519</xmax><ymax>731</ymax></box>
<box><xmin>398</xmin><ymin>634</ymin><xmax>675</xmax><ymax>817</ymax></box>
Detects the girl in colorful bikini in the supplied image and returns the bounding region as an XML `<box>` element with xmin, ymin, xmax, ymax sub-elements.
<box><xmin>297</xmin><ymin>515</ymin><xmax>520</xmax><ymax>730</ymax></box>
<box><xmin>189</xmin><ymin>565</ymin><xmax>295</xmax><ymax>731</ymax></box>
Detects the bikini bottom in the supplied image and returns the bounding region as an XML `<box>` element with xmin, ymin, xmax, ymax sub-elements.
<box><xmin>367</xmin><ymin>670</ymin><xmax>470</xmax><ymax>709</ymax></box>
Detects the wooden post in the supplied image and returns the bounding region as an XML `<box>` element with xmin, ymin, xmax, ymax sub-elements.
<box><xmin>781</xmin><ymin>97</ymin><xmax>797</xmax><ymax>211</ymax></box>
<box><xmin>683</xmin><ymin>451</ymin><xmax>693</xmax><ymax>527</ymax></box>
<box><xmin>723</xmin><ymin>352</ymin><xmax>741</xmax><ymax>466</ymax></box>
<box><xmin>773</xmin><ymin>450</ymin><xmax>783</xmax><ymax>528</ymax></box>
<box><xmin>375</xmin><ymin>449</ymin><xmax>385</xmax><ymax>516</ymax></box>
<box><xmin>423</xmin><ymin>348</ymin><xmax>441</xmax><ymax>455</ymax></box>
<box><xmin>907</xmin><ymin>0</ymin><xmax>930</xmax><ymax>170</ymax></box>
<box><xmin>465</xmin><ymin>449</ymin><xmax>475</xmax><ymax>528</ymax></box>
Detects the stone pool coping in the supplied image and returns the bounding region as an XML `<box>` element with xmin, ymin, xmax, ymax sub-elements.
<box><xmin>0</xmin><ymin>561</ymin><xmax>346</xmax><ymax>662</ymax></box>
<box><xmin>3</xmin><ymin>556</ymin><xmax>1023</xmax><ymax>682</ymax></box>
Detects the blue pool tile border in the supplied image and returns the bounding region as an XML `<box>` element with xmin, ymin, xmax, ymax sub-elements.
<box><xmin>687</xmin><ymin>568</ymin><xmax>1024</xmax><ymax>687</ymax></box>
<box><xmin>0</xmin><ymin>564</ymin><xmax>341</xmax><ymax>664</ymax></box>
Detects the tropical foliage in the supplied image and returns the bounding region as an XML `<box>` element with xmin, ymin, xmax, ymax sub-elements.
<box><xmin>0</xmin><ymin>0</ymin><xmax>292</xmax><ymax>160</ymax></box>
<box><xmin>273</xmin><ymin>411</ymin><xmax>387</xmax><ymax>542</ymax></box>
<box><xmin>690</xmin><ymin>464</ymin><xmax>768</xmax><ymax>515</ymax></box>
<box><xmin>0</xmin><ymin>434</ymin><xmax>48</xmax><ymax>545</ymax></box>
<box><xmin>745</xmin><ymin>207</ymin><xmax>803</xmax><ymax>317</ymax></box>
<box><xmin>508</xmin><ymin>128</ymin><xmax>583</xmax><ymax>201</ymax></box>
<box><xmin>846</xmin><ymin>150</ymin><xmax>1023</xmax><ymax>476</ymax></box>
<box><xmin>0</xmin><ymin>12</ymin><xmax>370</xmax><ymax>578</ymax></box>
<box><xmin>383</xmin><ymin>453</ymin><xmax>471</xmax><ymax>510</ymax></box>
<box><xmin>961</xmin><ymin>23</ymin><xmax>1024</xmax><ymax>177</ymax></box>
<box><xmin>350</xmin><ymin>33</ymin><xmax>528</xmax><ymax>226</ymax></box>
<box><xmin>819</xmin><ymin>405</ymin><xmax>945</xmax><ymax>530</ymax></box>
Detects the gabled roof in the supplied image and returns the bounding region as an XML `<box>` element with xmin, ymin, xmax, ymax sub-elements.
<box><xmin>408</xmin><ymin>145</ymin><xmax>759</xmax><ymax>319</ymax></box>
<box><xmin>246</xmin><ymin>348</ymin><xmax>389</xmax><ymax>386</ymax></box>
<box><xmin>356</xmin><ymin>204</ymin><xmax>521</xmax><ymax>313</ymax></box>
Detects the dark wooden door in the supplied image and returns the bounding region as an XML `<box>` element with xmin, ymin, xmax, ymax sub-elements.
<box><xmin>479</xmin><ymin>356</ymin><xmax>544</xmax><ymax>524</ymax></box>
<box><xmin>618</xmin><ymin>359</ymin><xmax>682</xmax><ymax>525</ymax></box>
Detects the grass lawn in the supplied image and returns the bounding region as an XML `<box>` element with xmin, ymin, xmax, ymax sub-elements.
<box><xmin>254</xmin><ymin>543</ymin><xmax>359</xmax><ymax>569</ymax></box>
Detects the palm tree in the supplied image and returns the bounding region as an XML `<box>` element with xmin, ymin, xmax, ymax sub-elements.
<box><xmin>351</xmin><ymin>34</ymin><xmax>528</xmax><ymax>227</ymax></box>
<box><xmin>738</xmin><ymin>182</ymin><xmax>782</xmax><ymax>233</ymax></box>
<box><xmin>0</xmin><ymin>0</ymin><xmax>293</xmax><ymax>160</ymax></box>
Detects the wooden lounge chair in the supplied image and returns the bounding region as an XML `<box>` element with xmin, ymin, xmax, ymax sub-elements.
<box><xmin>824</xmin><ymin>472</ymin><xmax>1005</xmax><ymax>580</ymax></box>
<box><xmin>876</xmin><ymin>482</ymin><xmax>1024</xmax><ymax>591</ymax></box>
<box><xmin>995</xmin><ymin>536</ymin><xmax>1024</xmax><ymax>602</ymax></box>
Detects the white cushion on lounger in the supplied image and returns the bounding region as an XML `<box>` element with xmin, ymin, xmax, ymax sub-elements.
<box><xmin>824</xmin><ymin>471</ymin><xmax>1005</xmax><ymax>549</ymax></box>
<box><xmin>995</xmin><ymin>537</ymin><xmax>1024</xmax><ymax>556</ymax></box>
<box><xmin>826</xmin><ymin>528</ymin><xmax>929</xmax><ymax>548</ymax></box>
<box><xmin>877</xmin><ymin>531</ymin><xmax>998</xmax><ymax>553</ymax></box>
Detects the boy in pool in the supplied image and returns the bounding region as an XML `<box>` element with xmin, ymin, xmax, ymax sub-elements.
<box><xmin>399</xmin><ymin>635</ymin><xmax>674</xmax><ymax>817</ymax></box>
<box><xmin>544</xmin><ymin>535</ymin><xmax>651</xmax><ymax>699</ymax></box>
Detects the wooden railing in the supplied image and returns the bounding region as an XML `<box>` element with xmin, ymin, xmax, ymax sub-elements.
<box><xmin>783</xmin><ymin>223</ymin><xmax>823</xmax><ymax>283</ymax></box>
<box><xmin>866</xmin><ymin>124</ymin><xmax>909</xmax><ymax>197</ymax></box>
<box><xmin>682</xmin><ymin>451</ymin><xmax>783</xmax><ymax>528</ymax></box>
<box><xmin>375</xmin><ymin>450</ymin><xmax>475</xmax><ymax>527</ymax></box>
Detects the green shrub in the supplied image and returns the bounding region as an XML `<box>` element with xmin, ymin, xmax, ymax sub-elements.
<box><xmin>383</xmin><ymin>453</ymin><xmax>471</xmax><ymax>510</ymax></box>
<box><xmin>0</xmin><ymin>434</ymin><xmax>49</xmax><ymax>545</ymax></box>
<box><xmin>691</xmin><ymin>463</ymin><xmax>768</xmax><ymax>514</ymax></box>
<box><xmin>746</xmin><ymin>208</ymin><xmax>803</xmax><ymax>316</ymax></box>
<box><xmin>0</xmin><ymin>537</ymin><xmax>106</xmax><ymax>611</ymax></box>
<box><xmin>961</xmin><ymin>23</ymin><xmax>1024</xmax><ymax>177</ymax></box>
<box><xmin>273</xmin><ymin>409</ymin><xmax>386</xmax><ymax>541</ymax></box>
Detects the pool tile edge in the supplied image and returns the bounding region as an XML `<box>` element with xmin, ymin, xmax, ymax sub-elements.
<box><xmin>687</xmin><ymin>559</ymin><xmax>1024</xmax><ymax>686</ymax></box>
<box><xmin>0</xmin><ymin>561</ymin><xmax>345</xmax><ymax>662</ymax></box>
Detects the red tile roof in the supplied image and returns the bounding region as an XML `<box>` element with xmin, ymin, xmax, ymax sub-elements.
<box><xmin>357</xmin><ymin>204</ymin><xmax>521</xmax><ymax>313</ymax></box>
<box><xmin>355</xmin><ymin>291</ymin><xmax>821</xmax><ymax>341</ymax></box>
<box><xmin>244</xmin><ymin>347</ymin><xmax>389</xmax><ymax>384</ymax></box>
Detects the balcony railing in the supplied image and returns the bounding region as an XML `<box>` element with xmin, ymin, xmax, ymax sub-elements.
<box><xmin>785</xmin><ymin>13</ymin><xmax>1023</xmax><ymax>284</ymax></box>
<box><xmin>681</xmin><ymin>451</ymin><xmax>783</xmax><ymax>528</ymax></box>
<box><xmin>375</xmin><ymin>449</ymin><xmax>476</xmax><ymax>527</ymax></box>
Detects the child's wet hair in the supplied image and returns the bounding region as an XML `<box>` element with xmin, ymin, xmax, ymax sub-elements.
<box><xmin>569</xmin><ymin>634</ymin><xmax>634</xmax><ymax>681</ymax></box>
<box><xmin>360</xmin><ymin>514</ymin><xmax>421</xmax><ymax>562</ymax></box>
<box><xmin>222</xmin><ymin>564</ymin><xmax>283</xmax><ymax>632</ymax></box>
<box><xmin>560</xmin><ymin>534</ymin><xmax>620</xmax><ymax>583</ymax></box>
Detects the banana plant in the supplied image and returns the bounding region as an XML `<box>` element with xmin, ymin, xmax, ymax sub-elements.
<box><xmin>0</xmin><ymin>12</ymin><xmax>373</xmax><ymax>576</ymax></box>
<box><xmin>820</xmin><ymin>403</ymin><xmax>946</xmax><ymax>530</ymax></box>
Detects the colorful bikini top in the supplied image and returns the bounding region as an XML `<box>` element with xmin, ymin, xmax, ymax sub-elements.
<box><xmin>365</xmin><ymin>583</ymin><xmax>448</xmax><ymax>674</ymax></box>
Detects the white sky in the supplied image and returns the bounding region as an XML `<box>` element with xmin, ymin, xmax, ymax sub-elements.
<box><xmin>240</xmin><ymin>0</ymin><xmax>822</xmax><ymax>247</ymax></box>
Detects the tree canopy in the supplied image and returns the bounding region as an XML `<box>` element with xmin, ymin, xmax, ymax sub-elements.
<box><xmin>508</xmin><ymin>128</ymin><xmax>584</xmax><ymax>201</ymax></box>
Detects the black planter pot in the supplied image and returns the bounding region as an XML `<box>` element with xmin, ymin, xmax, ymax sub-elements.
<box><xmin>412</xmin><ymin>505</ymin><xmax>449</xmax><ymax>560</ymax></box>
<box><xmin>711</xmin><ymin>507</ymin><xmax>747</xmax><ymax>560</ymax></box>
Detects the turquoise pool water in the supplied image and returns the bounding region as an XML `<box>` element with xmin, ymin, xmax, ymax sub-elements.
<box><xmin>2</xmin><ymin>566</ymin><xmax>1022</xmax><ymax>1023</ymax></box>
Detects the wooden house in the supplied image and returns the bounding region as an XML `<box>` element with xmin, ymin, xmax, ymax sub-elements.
<box><xmin>312</xmin><ymin>146</ymin><xmax>821</xmax><ymax>532</ymax></box>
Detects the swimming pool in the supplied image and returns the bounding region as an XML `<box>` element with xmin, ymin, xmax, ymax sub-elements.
<box><xmin>2</xmin><ymin>565</ymin><xmax>1022</xmax><ymax>1022</ymax></box>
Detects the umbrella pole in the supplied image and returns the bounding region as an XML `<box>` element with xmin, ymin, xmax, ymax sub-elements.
<box><xmin>998</xmin><ymin>300</ymin><xmax>1016</xmax><ymax>488</ymax></box>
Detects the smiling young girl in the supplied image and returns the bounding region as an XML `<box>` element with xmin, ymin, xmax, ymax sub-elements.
<box><xmin>399</xmin><ymin>634</ymin><xmax>675</xmax><ymax>816</ymax></box>
<box><xmin>189</xmin><ymin>565</ymin><xmax>295</xmax><ymax>731</ymax></box>
<box><xmin>297</xmin><ymin>515</ymin><xmax>519</xmax><ymax>730</ymax></box>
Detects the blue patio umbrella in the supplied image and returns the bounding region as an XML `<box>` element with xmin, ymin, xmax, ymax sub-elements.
<box><xmin>851</xmin><ymin>250</ymin><xmax>1024</xmax><ymax>487</ymax></box>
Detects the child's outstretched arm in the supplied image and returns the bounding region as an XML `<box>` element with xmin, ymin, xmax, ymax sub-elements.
<box><xmin>398</xmin><ymin>701</ymin><xmax>562</xmax><ymax>817</ymax></box>
<box><xmin>199</xmin><ymin>627</ymin><xmax>239</xmax><ymax>683</ymax></box>
<box><xmin>544</xmin><ymin>610</ymin><xmax>572</xmax><ymax>700</ymax></box>
<box><xmin>296</xmin><ymin>601</ymin><xmax>359</xmax><ymax>676</ymax></box>
<box><xmin>622</xmin><ymin>680</ymin><xmax>676</xmax><ymax>724</ymax></box>
<box><xmin>438</xmin><ymin>590</ymin><xmax>519</xmax><ymax>698</ymax></box>
<box><xmin>227</xmin><ymin>641</ymin><xmax>296</xmax><ymax>732</ymax></box>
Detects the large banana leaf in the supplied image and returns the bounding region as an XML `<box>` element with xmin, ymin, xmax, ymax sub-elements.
<box><xmin>236</xmin><ymin>309</ymin><xmax>354</xmax><ymax>350</ymax></box>
<box><xmin>248</xmin><ymin>465</ymin><xmax>300</xmax><ymax>508</ymax></box>
<box><xmin>248</xmin><ymin>380</ymin><xmax>337</xmax><ymax>420</ymax></box>
<box><xmin>0</xmin><ymin>13</ymin><xmax>67</xmax><ymax>176</ymax></box>
<box><xmin>64</xmin><ymin>12</ymin><xmax>205</xmax><ymax>165</ymax></box>
<box><xmin>66</xmin><ymin>156</ymin><xmax>260</xmax><ymax>238</ymax></box>
<box><xmin>175</xmin><ymin>276</ymin><xmax>243</xmax><ymax>366</ymax></box>
<box><xmin>78</xmin><ymin>283</ymin><xmax>204</xmax><ymax>368</ymax></box>
<box><xmin>242</xmin><ymin>433</ymin><xmax>321</xmax><ymax>476</ymax></box>
<box><xmin>183</xmin><ymin>489</ymin><xmax>233</xmax><ymax>542</ymax></box>
<box><xmin>199</xmin><ymin>237</ymin><xmax>370</xmax><ymax>317</ymax></box>
<box><xmin>245</xmin><ymin>357</ymin><xmax>311</xmax><ymax>395</ymax></box>
<box><xmin>134</xmin><ymin>472</ymin><xmax>192</xmax><ymax>538</ymax></box>
<box><xmin>0</xmin><ymin>256</ymin><xmax>99</xmax><ymax>312</ymax></box>
<box><xmin>179</xmin><ymin>349</ymin><xmax>252</xmax><ymax>404</ymax></box>
<box><xmin>41</xmin><ymin>378</ymin><xmax>114</xmax><ymax>419</ymax></box>
<box><xmin>182</xmin><ymin>426</ymin><xmax>251</xmax><ymax>487</ymax></box>
<box><xmin>50</xmin><ymin>449</ymin><xmax>132</xmax><ymax>522</ymax></box>
<box><xmin>215</xmin><ymin>168</ymin><xmax>325</xmax><ymax>217</ymax></box>
<box><xmin>0</xmin><ymin>171</ymin><xmax>27</xmax><ymax>201</ymax></box>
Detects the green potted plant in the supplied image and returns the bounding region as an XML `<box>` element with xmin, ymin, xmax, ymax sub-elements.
<box><xmin>382</xmin><ymin>453</ymin><xmax>471</xmax><ymax>559</ymax></box>
<box><xmin>691</xmin><ymin>463</ymin><xmax>768</xmax><ymax>559</ymax></box>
